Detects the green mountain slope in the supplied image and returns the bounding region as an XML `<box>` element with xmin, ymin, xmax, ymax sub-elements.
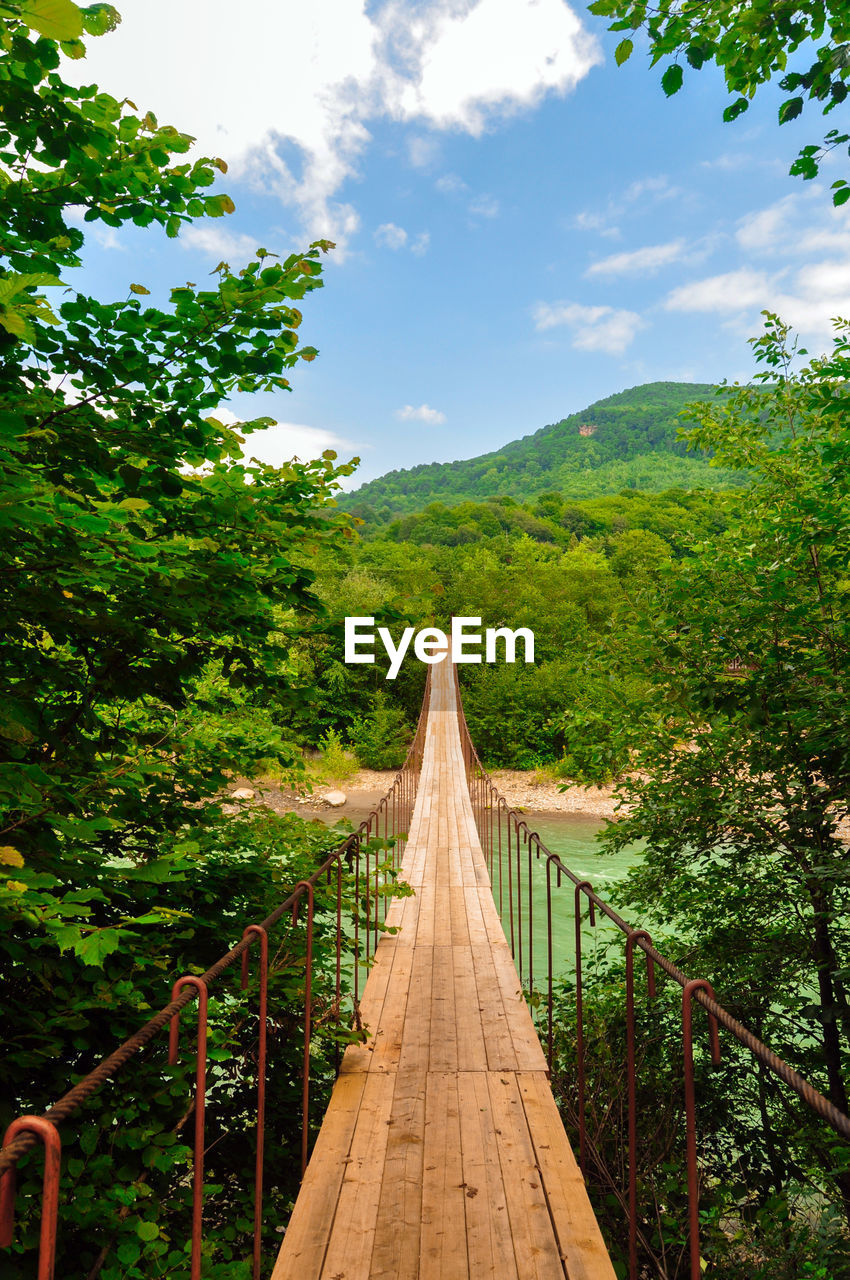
<box><xmin>345</xmin><ymin>382</ymin><xmax>745</xmax><ymax>521</ymax></box>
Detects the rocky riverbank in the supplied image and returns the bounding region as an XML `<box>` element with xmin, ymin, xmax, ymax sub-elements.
<box><xmin>242</xmin><ymin>768</ymin><xmax>621</xmax><ymax>823</ymax></box>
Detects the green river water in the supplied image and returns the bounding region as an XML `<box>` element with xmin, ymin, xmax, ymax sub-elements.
<box><xmin>313</xmin><ymin>801</ymin><xmax>645</xmax><ymax>989</ymax></box>
<box><xmin>487</xmin><ymin>811</ymin><xmax>645</xmax><ymax>989</ymax></box>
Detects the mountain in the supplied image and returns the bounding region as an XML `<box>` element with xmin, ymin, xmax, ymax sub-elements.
<box><xmin>344</xmin><ymin>382</ymin><xmax>745</xmax><ymax>522</ymax></box>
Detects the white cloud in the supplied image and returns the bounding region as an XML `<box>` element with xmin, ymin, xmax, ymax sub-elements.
<box><xmin>735</xmin><ymin>202</ymin><xmax>791</xmax><ymax>253</ymax></box>
<box><xmin>215</xmin><ymin>409</ymin><xmax>360</xmax><ymax>469</ymax></box>
<box><xmin>67</xmin><ymin>207</ymin><xmax>125</xmax><ymax>250</ymax></box>
<box><xmin>396</xmin><ymin>403</ymin><xmax>447</xmax><ymax>424</ymax></box>
<box><xmin>180</xmin><ymin>225</ymin><xmax>262</xmax><ymax>260</ymax></box>
<box><xmin>374</xmin><ymin>223</ymin><xmax>430</xmax><ymax>254</ymax></box>
<box><xmin>585</xmin><ymin>239</ymin><xmax>687</xmax><ymax>277</ymax></box>
<box><xmin>407</xmin><ymin>134</ymin><xmax>440</xmax><ymax>168</ymax></box>
<box><xmin>572</xmin><ymin>209</ymin><xmax>621</xmax><ymax>238</ymax></box>
<box><xmin>573</xmin><ymin>175</ymin><xmax>681</xmax><ymax>240</ymax></box>
<box><xmin>735</xmin><ymin>189</ymin><xmax>850</xmax><ymax>259</ymax></box>
<box><xmin>91</xmin><ymin>225</ymin><xmax>124</xmax><ymax>251</ymax></box>
<box><xmin>735</xmin><ymin>192</ymin><xmax>816</xmax><ymax>254</ymax></box>
<box><xmin>71</xmin><ymin>1</ymin><xmax>599</xmax><ymax>251</ymax></box>
<box><xmin>436</xmin><ymin>173</ymin><xmax>469</xmax><ymax>195</ymax></box>
<box><xmin>701</xmin><ymin>152</ymin><xmax>752</xmax><ymax>173</ymax></box>
<box><xmin>797</xmin><ymin>224</ymin><xmax>850</xmax><ymax>255</ymax></box>
<box><xmin>623</xmin><ymin>175</ymin><xmax>682</xmax><ymax>205</ymax></box>
<box><xmin>663</xmin><ymin>261</ymin><xmax>850</xmax><ymax>340</ymax></box>
<box><xmin>392</xmin><ymin>0</ymin><xmax>600</xmax><ymax>134</ymax></box>
<box><xmin>664</xmin><ymin>269</ymin><xmax>776</xmax><ymax>314</ymax></box>
<box><xmin>468</xmin><ymin>194</ymin><xmax>500</xmax><ymax>218</ymax></box>
<box><xmin>375</xmin><ymin>222</ymin><xmax>409</xmax><ymax>249</ymax></box>
<box><xmin>533</xmin><ymin>301</ymin><xmax>645</xmax><ymax>353</ymax></box>
<box><xmin>797</xmin><ymin>258</ymin><xmax>850</xmax><ymax>298</ymax></box>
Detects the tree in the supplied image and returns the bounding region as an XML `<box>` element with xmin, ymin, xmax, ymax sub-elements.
<box><xmin>598</xmin><ymin>314</ymin><xmax>850</xmax><ymax>1229</ymax></box>
<box><xmin>0</xmin><ymin>7</ymin><xmax>364</xmax><ymax>1272</ymax></box>
<box><xmin>0</xmin><ymin>0</ymin><xmax>357</xmax><ymax>873</ymax></box>
<box><xmin>591</xmin><ymin>0</ymin><xmax>850</xmax><ymax>204</ymax></box>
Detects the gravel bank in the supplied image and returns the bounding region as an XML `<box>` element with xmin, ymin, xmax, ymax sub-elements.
<box><xmin>255</xmin><ymin>768</ymin><xmax>621</xmax><ymax>823</ymax></box>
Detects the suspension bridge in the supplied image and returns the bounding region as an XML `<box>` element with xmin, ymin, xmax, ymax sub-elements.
<box><xmin>273</xmin><ymin>655</ymin><xmax>614</xmax><ymax>1279</ymax></box>
<box><xmin>3</xmin><ymin>656</ymin><xmax>850</xmax><ymax>1280</ymax></box>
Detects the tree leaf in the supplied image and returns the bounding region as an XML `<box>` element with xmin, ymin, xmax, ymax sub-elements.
<box><xmin>778</xmin><ymin>96</ymin><xmax>803</xmax><ymax>124</ymax></box>
<box><xmin>722</xmin><ymin>97</ymin><xmax>749</xmax><ymax>122</ymax></box>
<box><xmin>661</xmin><ymin>64</ymin><xmax>683</xmax><ymax>96</ymax></box>
<box><xmin>80</xmin><ymin>3</ymin><xmax>121</xmax><ymax>35</ymax></box>
<box><xmin>614</xmin><ymin>38</ymin><xmax>633</xmax><ymax>67</ymax></box>
<box><xmin>0</xmin><ymin>847</ymin><xmax>24</xmax><ymax>868</ymax></box>
<box><xmin>20</xmin><ymin>0</ymin><xmax>84</xmax><ymax>40</ymax></box>
<box><xmin>74</xmin><ymin>928</ymin><xmax>122</xmax><ymax>966</ymax></box>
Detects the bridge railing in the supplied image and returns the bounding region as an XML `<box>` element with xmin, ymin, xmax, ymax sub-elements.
<box><xmin>0</xmin><ymin>671</ymin><xmax>430</xmax><ymax>1280</ymax></box>
<box><xmin>451</xmin><ymin>663</ymin><xmax>850</xmax><ymax>1280</ymax></box>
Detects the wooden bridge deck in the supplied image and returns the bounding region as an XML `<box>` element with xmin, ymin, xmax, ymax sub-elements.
<box><xmin>272</xmin><ymin>659</ymin><xmax>616</xmax><ymax>1280</ymax></box>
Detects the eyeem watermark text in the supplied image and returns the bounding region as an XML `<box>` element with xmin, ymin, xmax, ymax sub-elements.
<box><xmin>344</xmin><ymin>616</ymin><xmax>535</xmax><ymax>680</ymax></box>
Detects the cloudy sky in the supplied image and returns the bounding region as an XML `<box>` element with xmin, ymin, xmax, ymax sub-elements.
<box><xmin>68</xmin><ymin>0</ymin><xmax>850</xmax><ymax>487</ymax></box>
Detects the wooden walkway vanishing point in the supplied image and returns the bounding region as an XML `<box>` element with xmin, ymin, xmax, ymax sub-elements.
<box><xmin>273</xmin><ymin>657</ymin><xmax>616</xmax><ymax>1279</ymax></box>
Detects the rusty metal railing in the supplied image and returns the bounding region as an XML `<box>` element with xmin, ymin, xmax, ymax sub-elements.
<box><xmin>0</xmin><ymin>671</ymin><xmax>430</xmax><ymax>1280</ymax></box>
<box><xmin>451</xmin><ymin>663</ymin><xmax>850</xmax><ymax>1280</ymax></box>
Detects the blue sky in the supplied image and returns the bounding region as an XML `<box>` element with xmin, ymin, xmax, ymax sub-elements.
<box><xmin>68</xmin><ymin>0</ymin><xmax>850</xmax><ymax>488</ymax></box>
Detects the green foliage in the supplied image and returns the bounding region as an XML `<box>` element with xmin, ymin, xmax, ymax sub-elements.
<box><xmin>0</xmin><ymin>5</ymin><xmax>365</xmax><ymax>1273</ymax></box>
<box><xmin>0</xmin><ymin>0</ymin><xmax>356</xmax><ymax>883</ymax></box>
<box><xmin>344</xmin><ymin>382</ymin><xmax>746</xmax><ymax>521</ymax></box>
<box><xmin>314</xmin><ymin>727</ymin><xmax>359</xmax><ymax>783</ymax></box>
<box><xmin>591</xmin><ymin>314</ymin><xmax>850</xmax><ymax>1241</ymax></box>
<box><xmin>550</xmin><ymin>966</ymin><xmax>850</xmax><ymax>1278</ymax></box>
<box><xmin>370</xmin><ymin>487</ymin><xmax>731</xmax><ymax>557</ymax></box>
<box><xmin>348</xmin><ymin>691</ymin><xmax>412</xmax><ymax>771</ymax></box>
<box><xmin>300</xmin><ymin>485</ymin><xmax>741</xmax><ymax>774</ymax></box>
<box><xmin>588</xmin><ymin>0</ymin><xmax>850</xmax><ymax>203</ymax></box>
<box><xmin>2</xmin><ymin>807</ymin><xmax>374</xmax><ymax>1279</ymax></box>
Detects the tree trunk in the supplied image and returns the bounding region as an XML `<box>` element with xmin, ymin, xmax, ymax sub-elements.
<box><xmin>809</xmin><ymin>886</ymin><xmax>850</xmax><ymax>1226</ymax></box>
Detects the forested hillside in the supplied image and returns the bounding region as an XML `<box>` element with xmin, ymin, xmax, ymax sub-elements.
<box><xmin>346</xmin><ymin>381</ymin><xmax>746</xmax><ymax>522</ymax></box>
<box><xmin>369</xmin><ymin>485</ymin><xmax>739</xmax><ymax>549</ymax></box>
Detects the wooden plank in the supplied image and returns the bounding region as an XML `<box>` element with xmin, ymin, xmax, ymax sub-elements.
<box><xmin>457</xmin><ymin>1071</ymin><xmax>520</xmax><ymax>1279</ymax></box>
<box><xmin>416</xmin><ymin>882</ymin><xmax>436</xmax><ymax>947</ymax></box>
<box><xmin>428</xmin><ymin>945</ymin><xmax>459</xmax><ymax>1073</ymax></box>
<box><xmin>462</xmin><ymin>886</ymin><xmax>491</xmax><ymax>950</ymax></box>
<box><xmin>370</xmin><ymin>1070</ymin><xmax>427</xmax><ymax>1279</ymax></box>
<box><xmin>452</xmin><ymin>946</ymin><xmax>488</xmax><ymax>1072</ymax></box>
<box><xmin>489</xmin><ymin>943</ymin><xmax>550</xmax><ymax>1073</ymax></box>
<box><xmin>450</xmin><ymin>879</ymin><xmax>472</xmax><ymax>945</ymax></box>
<box><xmin>271</xmin><ymin>1071</ymin><xmax>368</xmax><ymax>1280</ymax></box>
<box><xmin>432</xmin><ymin>882</ymin><xmax>454</xmax><ymax>947</ymax></box>
<box><xmin>487</xmin><ymin>1072</ymin><xmax>566</xmax><ymax>1280</ymax></box>
<box><xmin>477</xmin><ymin>885</ymin><xmax>513</xmax><ymax>948</ymax></box>
<box><xmin>518</xmin><ymin>1073</ymin><xmax>618</xmax><ymax>1280</ymax></box>
<box><xmin>338</xmin><ymin>937</ymin><xmax>396</xmax><ymax>1075</ymax></box>
<box><xmin>370</xmin><ymin>944</ymin><xmax>414</xmax><ymax>1073</ymax></box>
<box><xmin>469</xmin><ymin>945</ymin><xmax>518</xmax><ymax>1073</ymax></box>
<box><xmin>421</xmin><ymin>1071</ymin><xmax>469</xmax><ymax>1279</ymax></box>
<box><xmin>398</xmin><ymin>943</ymin><xmax>433</xmax><ymax>1072</ymax></box>
<box><xmin>320</xmin><ymin>1073</ymin><xmax>396</xmax><ymax>1279</ymax></box>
